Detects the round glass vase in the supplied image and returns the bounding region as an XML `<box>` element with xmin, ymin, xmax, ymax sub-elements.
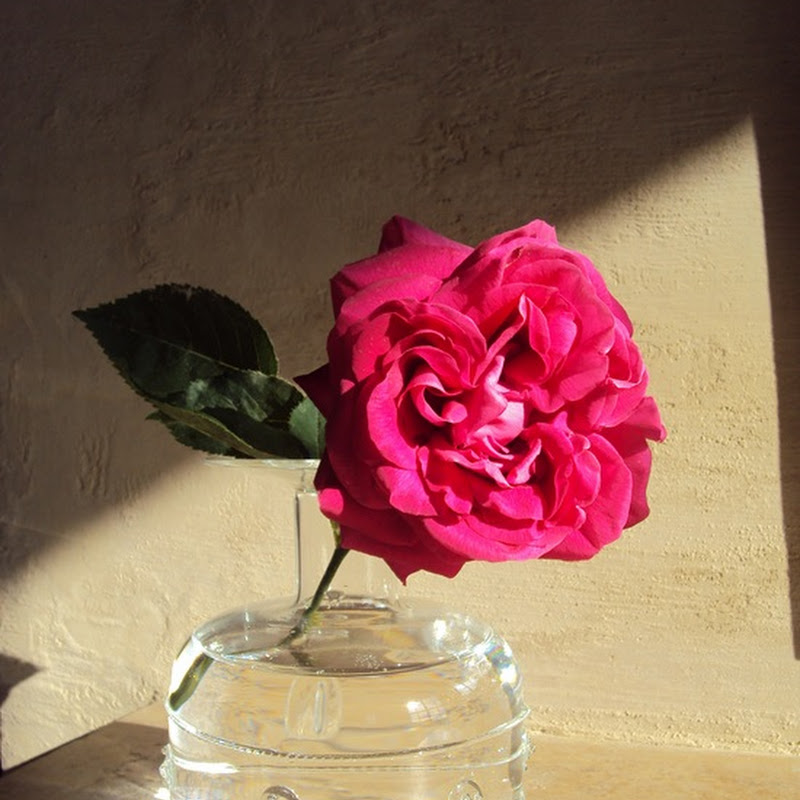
<box><xmin>160</xmin><ymin>460</ymin><xmax>531</xmax><ymax>800</ymax></box>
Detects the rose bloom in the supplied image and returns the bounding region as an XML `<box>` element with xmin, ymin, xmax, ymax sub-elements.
<box><xmin>297</xmin><ymin>217</ymin><xmax>666</xmax><ymax>581</ymax></box>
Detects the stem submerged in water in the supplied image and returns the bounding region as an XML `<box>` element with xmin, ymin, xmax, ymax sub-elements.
<box><xmin>168</xmin><ymin>545</ymin><xmax>350</xmax><ymax>711</ymax></box>
<box><xmin>280</xmin><ymin>545</ymin><xmax>350</xmax><ymax>645</ymax></box>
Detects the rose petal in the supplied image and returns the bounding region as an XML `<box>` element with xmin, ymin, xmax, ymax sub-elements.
<box><xmin>366</xmin><ymin>364</ymin><xmax>419</xmax><ymax>469</ymax></box>
<box><xmin>379</xmin><ymin>216</ymin><xmax>472</xmax><ymax>255</ymax></box>
<box><xmin>603</xmin><ymin>395</ymin><xmax>666</xmax><ymax>526</ymax></box>
<box><xmin>316</xmin><ymin>463</ymin><xmax>466</xmax><ymax>581</ymax></box>
<box><xmin>331</xmin><ymin>217</ymin><xmax>470</xmax><ymax>316</ymax></box>
<box><xmin>309</xmin><ymin>217</ymin><xmax>665</xmax><ymax>577</ymax></box>
<box><xmin>542</xmin><ymin>435</ymin><xmax>632</xmax><ymax>560</ymax></box>
<box><xmin>334</xmin><ymin>273</ymin><xmax>443</xmax><ymax>332</ymax></box>
<box><xmin>423</xmin><ymin>513</ymin><xmax>567</xmax><ymax>561</ymax></box>
<box><xmin>294</xmin><ymin>363</ymin><xmax>333</xmax><ymax>418</ymax></box>
<box><xmin>376</xmin><ymin>464</ymin><xmax>437</xmax><ymax>516</ymax></box>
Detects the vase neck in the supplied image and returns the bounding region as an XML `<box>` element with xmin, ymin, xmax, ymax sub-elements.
<box><xmin>294</xmin><ymin>469</ymin><xmax>400</xmax><ymax>605</ymax></box>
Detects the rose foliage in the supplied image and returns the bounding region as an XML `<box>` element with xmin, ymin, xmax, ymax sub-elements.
<box><xmin>297</xmin><ymin>217</ymin><xmax>666</xmax><ymax>581</ymax></box>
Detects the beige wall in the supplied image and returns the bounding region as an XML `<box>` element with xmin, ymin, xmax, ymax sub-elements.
<box><xmin>2</xmin><ymin>0</ymin><xmax>798</xmax><ymax>768</ymax></box>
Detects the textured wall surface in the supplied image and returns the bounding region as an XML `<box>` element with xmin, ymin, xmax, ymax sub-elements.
<box><xmin>2</xmin><ymin>0</ymin><xmax>799</xmax><ymax>768</ymax></box>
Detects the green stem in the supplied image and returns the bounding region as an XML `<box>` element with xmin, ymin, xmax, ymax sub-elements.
<box><xmin>167</xmin><ymin>646</ymin><xmax>213</xmax><ymax>711</ymax></box>
<box><xmin>168</xmin><ymin>545</ymin><xmax>351</xmax><ymax>711</ymax></box>
<box><xmin>279</xmin><ymin>545</ymin><xmax>350</xmax><ymax>645</ymax></box>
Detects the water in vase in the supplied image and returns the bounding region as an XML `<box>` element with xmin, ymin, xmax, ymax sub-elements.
<box><xmin>161</xmin><ymin>597</ymin><xmax>530</xmax><ymax>800</ymax></box>
<box><xmin>160</xmin><ymin>462</ymin><xmax>531</xmax><ymax>799</ymax></box>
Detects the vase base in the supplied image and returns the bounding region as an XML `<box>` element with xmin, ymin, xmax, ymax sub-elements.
<box><xmin>160</xmin><ymin>597</ymin><xmax>530</xmax><ymax>800</ymax></box>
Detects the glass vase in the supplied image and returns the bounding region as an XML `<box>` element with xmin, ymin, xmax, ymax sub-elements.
<box><xmin>160</xmin><ymin>460</ymin><xmax>531</xmax><ymax>799</ymax></box>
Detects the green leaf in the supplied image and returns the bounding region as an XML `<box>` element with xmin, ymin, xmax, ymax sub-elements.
<box><xmin>289</xmin><ymin>396</ymin><xmax>326</xmax><ymax>458</ymax></box>
<box><xmin>150</xmin><ymin>402</ymin><xmax>296</xmax><ymax>459</ymax></box>
<box><xmin>167</xmin><ymin>372</ymin><xmax>314</xmax><ymax>457</ymax></box>
<box><xmin>73</xmin><ymin>285</ymin><xmax>278</xmax><ymax>402</ymax></box>
<box><xmin>148</xmin><ymin>374</ymin><xmax>318</xmax><ymax>459</ymax></box>
<box><xmin>210</xmin><ymin>408</ymin><xmax>309</xmax><ymax>458</ymax></box>
<box><xmin>180</xmin><ymin>372</ymin><xmax>304</xmax><ymax>422</ymax></box>
<box><xmin>147</xmin><ymin>411</ymin><xmax>235</xmax><ymax>456</ymax></box>
<box><xmin>74</xmin><ymin>285</ymin><xmax>325</xmax><ymax>459</ymax></box>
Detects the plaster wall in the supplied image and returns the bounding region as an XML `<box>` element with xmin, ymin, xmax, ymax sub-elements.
<box><xmin>2</xmin><ymin>0</ymin><xmax>798</xmax><ymax>768</ymax></box>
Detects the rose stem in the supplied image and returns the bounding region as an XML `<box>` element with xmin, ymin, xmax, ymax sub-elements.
<box><xmin>282</xmin><ymin>545</ymin><xmax>350</xmax><ymax>643</ymax></box>
<box><xmin>168</xmin><ymin>545</ymin><xmax>351</xmax><ymax>710</ymax></box>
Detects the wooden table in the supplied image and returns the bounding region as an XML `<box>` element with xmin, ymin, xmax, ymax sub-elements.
<box><xmin>1</xmin><ymin>705</ymin><xmax>797</xmax><ymax>799</ymax></box>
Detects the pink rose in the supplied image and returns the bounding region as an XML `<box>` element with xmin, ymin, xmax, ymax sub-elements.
<box><xmin>297</xmin><ymin>217</ymin><xmax>665</xmax><ymax>581</ymax></box>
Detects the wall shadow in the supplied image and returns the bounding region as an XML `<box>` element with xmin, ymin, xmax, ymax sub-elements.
<box><xmin>0</xmin><ymin>654</ymin><xmax>40</xmax><ymax>771</ymax></box>
<box><xmin>0</xmin><ymin>718</ymin><xmax>165</xmax><ymax>784</ymax></box>
<box><xmin>1</xmin><ymin>0</ymin><xmax>797</xmax><ymax>650</ymax></box>
<box><xmin>0</xmin><ymin>654</ymin><xmax>39</xmax><ymax>709</ymax></box>
<box><xmin>752</xmin><ymin>10</ymin><xmax>800</xmax><ymax>655</ymax></box>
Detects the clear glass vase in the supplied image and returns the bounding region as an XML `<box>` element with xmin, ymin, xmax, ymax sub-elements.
<box><xmin>160</xmin><ymin>460</ymin><xmax>531</xmax><ymax>799</ymax></box>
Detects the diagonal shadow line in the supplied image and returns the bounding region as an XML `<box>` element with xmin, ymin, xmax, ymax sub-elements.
<box><xmin>0</xmin><ymin>719</ymin><xmax>165</xmax><ymax>786</ymax></box>
<box><xmin>0</xmin><ymin>654</ymin><xmax>40</xmax><ymax>772</ymax></box>
<box><xmin>0</xmin><ymin>654</ymin><xmax>39</xmax><ymax>709</ymax></box>
<box><xmin>754</xmin><ymin>83</ymin><xmax>800</xmax><ymax>654</ymax></box>
<box><xmin>0</xmin><ymin>0</ymin><xmax>797</xmax><ymax>654</ymax></box>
